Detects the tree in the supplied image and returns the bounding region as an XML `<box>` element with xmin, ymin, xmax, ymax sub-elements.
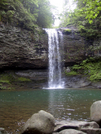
<box><xmin>0</xmin><ymin>0</ymin><xmax>54</xmax><ymax>29</ymax></box>
<box><xmin>37</xmin><ymin>0</ymin><xmax>54</xmax><ymax>28</ymax></box>
<box><xmin>75</xmin><ymin>0</ymin><xmax>101</xmax><ymax>24</ymax></box>
<box><xmin>59</xmin><ymin>0</ymin><xmax>101</xmax><ymax>38</ymax></box>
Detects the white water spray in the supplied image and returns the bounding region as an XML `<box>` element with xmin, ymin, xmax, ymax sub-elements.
<box><xmin>45</xmin><ymin>29</ymin><xmax>64</xmax><ymax>89</ymax></box>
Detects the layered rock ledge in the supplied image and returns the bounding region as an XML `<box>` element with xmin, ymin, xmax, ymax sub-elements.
<box><xmin>0</xmin><ymin>23</ymin><xmax>48</xmax><ymax>69</ymax></box>
<box><xmin>1</xmin><ymin>23</ymin><xmax>101</xmax><ymax>70</ymax></box>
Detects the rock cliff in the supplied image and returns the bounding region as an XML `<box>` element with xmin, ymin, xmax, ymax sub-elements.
<box><xmin>0</xmin><ymin>23</ymin><xmax>101</xmax><ymax>70</ymax></box>
<box><xmin>0</xmin><ymin>23</ymin><xmax>48</xmax><ymax>69</ymax></box>
<box><xmin>61</xmin><ymin>26</ymin><xmax>101</xmax><ymax>67</ymax></box>
<box><xmin>61</xmin><ymin>27</ymin><xmax>85</xmax><ymax>66</ymax></box>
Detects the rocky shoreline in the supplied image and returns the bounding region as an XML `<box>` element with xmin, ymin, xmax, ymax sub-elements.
<box><xmin>1</xmin><ymin>101</ymin><xmax>101</xmax><ymax>134</ymax></box>
<box><xmin>21</xmin><ymin>101</ymin><xmax>101</xmax><ymax>134</ymax></box>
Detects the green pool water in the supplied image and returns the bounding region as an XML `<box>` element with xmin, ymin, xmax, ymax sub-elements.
<box><xmin>0</xmin><ymin>88</ymin><xmax>101</xmax><ymax>133</ymax></box>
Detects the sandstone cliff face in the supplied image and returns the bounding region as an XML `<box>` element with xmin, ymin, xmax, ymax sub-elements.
<box><xmin>0</xmin><ymin>23</ymin><xmax>48</xmax><ymax>69</ymax></box>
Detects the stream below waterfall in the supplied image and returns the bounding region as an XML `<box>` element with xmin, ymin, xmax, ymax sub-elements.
<box><xmin>0</xmin><ymin>88</ymin><xmax>101</xmax><ymax>133</ymax></box>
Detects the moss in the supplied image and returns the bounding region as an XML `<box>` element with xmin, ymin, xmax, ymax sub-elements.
<box><xmin>68</xmin><ymin>56</ymin><xmax>71</xmax><ymax>59</ymax></box>
<box><xmin>75</xmin><ymin>57</ymin><xmax>79</xmax><ymax>60</ymax></box>
<box><xmin>17</xmin><ymin>77</ymin><xmax>31</xmax><ymax>82</ymax></box>
<box><xmin>65</xmin><ymin>71</ymin><xmax>78</xmax><ymax>76</ymax></box>
<box><xmin>0</xmin><ymin>83</ymin><xmax>9</xmax><ymax>90</ymax></box>
<box><xmin>0</xmin><ymin>84</ymin><xmax>12</xmax><ymax>90</ymax></box>
<box><xmin>0</xmin><ymin>74</ymin><xmax>13</xmax><ymax>84</ymax></box>
<box><xmin>68</xmin><ymin>57</ymin><xmax>101</xmax><ymax>81</ymax></box>
<box><xmin>0</xmin><ymin>79</ymin><xmax>10</xmax><ymax>84</ymax></box>
<box><xmin>0</xmin><ymin>73</ymin><xmax>31</xmax><ymax>90</ymax></box>
<box><xmin>64</xmin><ymin>29</ymin><xmax>72</xmax><ymax>32</ymax></box>
<box><xmin>0</xmin><ymin>86</ymin><xmax>7</xmax><ymax>90</ymax></box>
<box><xmin>63</xmin><ymin>29</ymin><xmax>72</xmax><ymax>34</ymax></box>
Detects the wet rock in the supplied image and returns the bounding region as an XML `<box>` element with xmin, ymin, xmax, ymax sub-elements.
<box><xmin>65</xmin><ymin>67</ymin><xmax>71</xmax><ymax>73</ymax></box>
<box><xmin>93</xmin><ymin>39</ymin><xmax>101</xmax><ymax>58</ymax></box>
<box><xmin>15</xmin><ymin>70</ymin><xmax>48</xmax><ymax>81</ymax></box>
<box><xmin>91</xmin><ymin>82</ymin><xmax>101</xmax><ymax>89</ymax></box>
<box><xmin>22</xmin><ymin>110</ymin><xmax>55</xmax><ymax>134</ymax></box>
<box><xmin>65</xmin><ymin>76</ymin><xmax>91</xmax><ymax>88</ymax></box>
<box><xmin>54</xmin><ymin>120</ymin><xmax>99</xmax><ymax>132</ymax></box>
<box><xmin>90</xmin><ymin>101</ymin><xmax>101</xmax><ymax>126</ymax></box>
<box><xmin>55</xmin><ymin>129</ymin><xmax>87</xmax><ymax>134</ymax></box>
<box><xmin>81</xmin><ymin>128</ymin><xmax>101</xmax><ymax>134</ymax></box>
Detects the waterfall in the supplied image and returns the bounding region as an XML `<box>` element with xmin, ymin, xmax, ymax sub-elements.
<box><xmin>45</xmin><ymin>29</ymin><xmax>64</xmax><ymax>89</ymax></box>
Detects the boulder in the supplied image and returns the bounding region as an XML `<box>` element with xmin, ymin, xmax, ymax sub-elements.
<box><xmin>54</xmin><ymin>120</ymin><xmax>99</xmax><ymax>132</ymax></box>
<box><xmin>58</xmin><ymin>129</ymin><xmax>87</xmax><ymax>134</ymax></box>
<box><xmin>90</xmin><ymin>101</ymin><xmax>101</xmax><ymax>126</ymax></box>
<box><xmin>22</xmin><ymin>110</ymin><xmax>55</xmax><ymax>134</ymax></box>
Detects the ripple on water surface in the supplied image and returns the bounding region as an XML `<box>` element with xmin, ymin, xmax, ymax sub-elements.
<box><xmin>0</xmin><ymin>88</ymin><xmax>101</xmax><ymax>133</ymax></box>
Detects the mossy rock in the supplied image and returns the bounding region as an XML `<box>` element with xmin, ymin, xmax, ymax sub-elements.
<box><xmin>17</xmin><ymin>77</ymin><xmax>31</xmax><ymax>82</ymax></box>
<box><xmin>63</xmin><ymin>29</ymin><xmax>72</xmax><ymax>34</ymax></box>
<box><xmin>65</xmin><ymin>70</ymin><xmax>78</xmax><ymax>76</ymax></box>
<box><xmin>0</xmin><ymin>72</ymin><xmax>32</xmax><ymax>90</ymax></box>
<box><xmin>67</xmin><ymin>57</ymin><xmax>101</xmax><ymax>81</ymax></box>
<box><xmin>0</xmin><ymin>85</ymin><xmax>7</xmax><ymax>90</ymax></box>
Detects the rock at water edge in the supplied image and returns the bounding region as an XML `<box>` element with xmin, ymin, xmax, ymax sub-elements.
<box><xmin>22</xmin><ymin>110</ymin><xmax>55</xmax><ymax>134</ymax></box>
<box><xmin>90</xmin><ymin>101</ymin><xmax>101</xmax><ymax>126</ymax></box>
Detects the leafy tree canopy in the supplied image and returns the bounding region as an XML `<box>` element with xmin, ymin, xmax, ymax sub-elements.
<box><xmin>75</xmin><ymin>0</ymin><xmax>101</xmax><ymax>24</ymax></box>
<box><xmin>0</xmin><ymin>0</ymin><xmax>54</xmax><ymax>30</ymax></box>
<box><xmin>60</xmin><ymin>0</ymin><xmax>101</xmax><ymax>38</ymax></box>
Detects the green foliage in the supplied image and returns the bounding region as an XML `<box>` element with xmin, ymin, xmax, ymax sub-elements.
<box><xmin>60</xmin><ymin>0</ymin><xmax>101</xmax><ymax>38</ymax></box>
<box><xmin>65</xmin><ymin>70</ymin><xmax>78</xmax><ymax>76</ymax></box>
<box><xmin>0</xmin><ymin>0</ymin><xmax>54</xmax><ymax>29</ymax></box>
<box><xmin>37</xmin><ymin>0</ymin><xmax>54</xmax><ymax>28</ymax></box>
<box><xmin>63</xmin><ymin>29</ymin><xmax>72</xmax><ymax>33</ymax></box>
<box><xmin>0</xmin><ymin>85</ymin><xmax>7</xmax><ymax>90</ymax></box>
<box><xmin>0</xmin><ymin>74</ymin><xmax>13</xmax><ymax>84</ymax></box>
<box><xmin>65</xmin><ymin>29</ymin><xmax>71</xmax><ymax>32</ymax></box>
<box><xmin>72</xmin><ymin>64</ymin><xmax>82</xmax><ymax>70</ymax></box>
<box><xmin>67</xmin><ymin>57</ymin><xmax>101</xmax><ymax>81</ymax></box>
<box><xmin>0</xmin><ymin>74</ymin><xmax>31</xmax><ymax>83</ymax></box>
<box><xmin>0</xmin><ymin>73</ymin><xmax>31</xmax><ymax>90</ymax></box>
<box><xmin>17</xmin><ymin>77</ymin><xmax>31</xmax><ymax>82</ymax></box>
<box><xmin>78</xmin><ymin>0</ymin><xmax>101</xmax><ymax>23</ymax></box>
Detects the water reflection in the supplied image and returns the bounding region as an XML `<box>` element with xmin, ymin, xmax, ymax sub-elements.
<box><xmin>47</xmin><ymin>88</ymin><xmax>101</xmax><ymax>121</ymax></box>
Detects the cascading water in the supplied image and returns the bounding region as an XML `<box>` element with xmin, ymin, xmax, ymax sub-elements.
<box><xmin>45</xmin><ymin>29</ymin><xmax>64</xmax><ymax>89</ymax></box>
